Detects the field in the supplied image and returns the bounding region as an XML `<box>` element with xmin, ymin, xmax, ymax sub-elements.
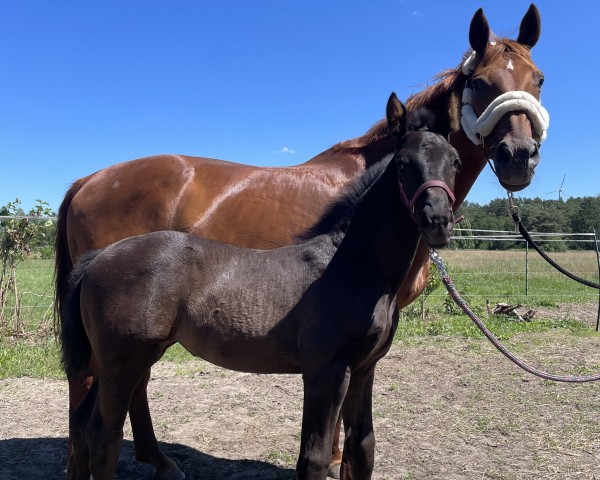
<box><xmin>1</xmin><ymin>251</ymin><xmax>600</xmax><ymax>479</ymax></box>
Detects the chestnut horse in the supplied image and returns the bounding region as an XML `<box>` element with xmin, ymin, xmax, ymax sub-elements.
<box><xmin>55</xmin><ymin>5</ymin><xmax>546</xmax><ymax>479</ymax></box>
<box><xmin>60</xmin><ymin>94</ymin><xmax>460</xmax><ymax>480</ymax></box>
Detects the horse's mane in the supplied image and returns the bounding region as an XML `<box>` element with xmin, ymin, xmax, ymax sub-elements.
<box><xmin>334</xmin><ymin>38</ymin><xmax>536</xmax><ymax>151</ymax></box>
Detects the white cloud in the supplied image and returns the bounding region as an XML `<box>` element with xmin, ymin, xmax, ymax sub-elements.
<box><xmin>277</xmin><ymin>146</ymin><xmax>296</xmax><ymax>154</ymax></box>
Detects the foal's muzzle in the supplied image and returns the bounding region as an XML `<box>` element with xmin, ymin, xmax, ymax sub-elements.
<box><xmin>400</xmin><ymin>181</ymin><xmax>457</xmax><ymax>247</ymax></box>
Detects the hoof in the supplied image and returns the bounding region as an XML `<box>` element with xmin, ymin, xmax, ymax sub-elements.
<box><xmin>154</xmin><ymin>465</ymin><xmax>185</xmax><ymax>480</ymax></box>
<box><xmin>327</xmin><ymin>462</ymin><xmax>341</xmax><ymax>479</ymax></box>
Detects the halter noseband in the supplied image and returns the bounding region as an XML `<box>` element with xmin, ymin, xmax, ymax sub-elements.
<box><xmin>399</xmin><ymin>180</ymin><xmax>456</xmax><ymax>221</ymax></box>
<box><xmin>460</xmin><ymin>50</ymin><xmax>550</xmax><ymax>146</ymax></box>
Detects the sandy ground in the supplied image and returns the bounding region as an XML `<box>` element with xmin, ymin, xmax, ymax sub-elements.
<box><xmin>2</xmin><ymin>305</ymin><xmax>600</xmax><ymax>479</ymax></box>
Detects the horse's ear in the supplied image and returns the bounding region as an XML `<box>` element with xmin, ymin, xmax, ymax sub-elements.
<box><xmin>517</xmin><ymin>4</ymin><xmax>541</xmax><ymax>49</ymax></box>
<box><xmin>386</xmin><ymin>92</ymin><xmax>407</xmax><ymax>137</ymax></box>
<box><xmin>416</xmin><ymin>90</ymin><xmax>459</xmax><ymax>139</ymax></box>
<box><xmin>469</xmin><ymin>8</ymin><xmax>490</xmax><ymax>54</ymax></box>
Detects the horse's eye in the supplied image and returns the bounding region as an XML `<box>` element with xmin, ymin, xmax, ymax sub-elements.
<box><xmin>472</xmin><ymin>77</ymin><xmax>486</xmax><ymax>90</ymax></box>
<box><xmin>453</xmin><ymin>157</ymin><xmax>461</xmax><ymax>168</ymax></box>
<box><xmin>538</xmin><ymin>76</ymin><xmax>545</xmax><ymax>89</ymax></box>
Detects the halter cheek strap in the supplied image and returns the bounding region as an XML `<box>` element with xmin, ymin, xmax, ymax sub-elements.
<box><xmin>461</xmin><ymin>51</ymin><xmax>550</xmax><ymax>146</ymax></box>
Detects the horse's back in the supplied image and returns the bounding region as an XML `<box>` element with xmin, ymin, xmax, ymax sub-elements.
<box><xmin>64</xmin><ymin>153</ymin><xmax>360</xmax><ymax>261</ymax></box>
<box><xmin>65</xmin><ymin>155</ymin><xmax>245</xmax><ymax>256</ymax></box>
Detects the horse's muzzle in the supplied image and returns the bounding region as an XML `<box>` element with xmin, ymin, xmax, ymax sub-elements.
<box><xmin>492</xmin><ymin>138</ymin><xmax>540</xmax><ymax>191</ymax></box>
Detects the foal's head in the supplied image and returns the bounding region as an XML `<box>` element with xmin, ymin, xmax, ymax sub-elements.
<box><xmin>387</xmin><ymin>93</ymin><xmax>460</xmax><ymax>247</ymax></box>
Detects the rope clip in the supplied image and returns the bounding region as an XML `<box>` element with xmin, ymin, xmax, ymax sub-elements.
<box><xmin>507</xmin><ymin>192</ymin><xmax>521</xmax><ymax>232</ymax></box>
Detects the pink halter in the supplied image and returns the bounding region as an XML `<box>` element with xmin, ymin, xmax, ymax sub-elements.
<box><xmin>399</xmin><ymin>180</ymin><xmax>456</xmax><ymax>220</ymax></box>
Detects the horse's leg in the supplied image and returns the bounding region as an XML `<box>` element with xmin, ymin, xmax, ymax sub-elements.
<box><xmin>67</xmin><ymin>378</ymin><xmax>98</xmax><ymax>480</ymax></box>
<box><xmin>129</xmin><ymin>368</ymin><xmax>185</xmax><ymax>480</ymax></box>
<box><xmin>296</xmin><ymin>364</ymin><xmax>351</xmax><ymax>480</ymax></box>
<box><xmin>328</xmin><ymin>413</ymin><xmax>343</xmax><ymax>478</ymax></box>
<box><xmin>339</xmin><ymin>369</ymin><xmax>376</xmax><ymax>480</ymax></box>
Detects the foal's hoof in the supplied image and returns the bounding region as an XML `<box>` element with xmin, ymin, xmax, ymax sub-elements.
<box><xmin>327</xmin><ymin>462</ymin><xmax>341</xmax><ymax>479</ymax></box>
<box><xmin>154</xmin><ymin>465</ymin><xmax>186</xmax><ymax>480</ymax></box>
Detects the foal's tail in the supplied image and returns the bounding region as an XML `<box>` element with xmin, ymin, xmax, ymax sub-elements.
<box><xmin>59</xmin><ymin>250</ymin><xmax>100</xmax><ymax>378</ymax></box>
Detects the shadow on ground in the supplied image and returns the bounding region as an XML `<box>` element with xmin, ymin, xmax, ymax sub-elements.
<box><xmin>0</xmin><ymin>437</ymin><xmax>295</xmax><ymax>479</ymax></box>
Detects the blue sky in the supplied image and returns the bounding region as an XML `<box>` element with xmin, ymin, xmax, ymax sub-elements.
<box><xmin>1</xmin><ymin>1</ymin><xmax>599</xmax><ymax>213</ymax></box>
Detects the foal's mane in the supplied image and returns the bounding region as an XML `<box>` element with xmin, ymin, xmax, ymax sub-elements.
<box><xmin>297</xmin><ymin>111</ymin><xmax>435</xmax><ymax>243</ymax></box>
<box><xmin>295</xmin><ymin>157</ymin><xmax>391</xmax><ymax>242</ymax></box>
<box><xmin>335</xmin><ymin>38</ymin><xmax>536</xmax><ymax>151</ymax></box>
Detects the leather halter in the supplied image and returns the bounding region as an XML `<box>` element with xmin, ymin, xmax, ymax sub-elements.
<box><xmin>399</xmin><ymin>180</ymin><xmax>456</xmax><ymax>221</ymax></box>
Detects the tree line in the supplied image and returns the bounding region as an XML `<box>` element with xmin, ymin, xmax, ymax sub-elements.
<box><xmin>453</xmin><ymin>195</ymin><xmax>600</xmax><ymax>251</ymax></box>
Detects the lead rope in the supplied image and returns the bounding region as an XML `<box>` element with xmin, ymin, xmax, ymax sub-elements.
<box><xmin>507</xmin><ymin>193</ymin><xmax>600</xmax><ymax>290</ymax></box>
<box><xmin>429</xmin><ymin>248</ymin><xmax>600</xmax><ymax>383</ymax></box>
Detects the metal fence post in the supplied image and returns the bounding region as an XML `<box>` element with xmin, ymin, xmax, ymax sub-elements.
<box><xmin>594</xmin><ymin>229</ymin><xmax>600</xmax><ymax>332</ymax></box>
<box><xmin>525</xmin><ymin>241</ymin><xmax>529</xmax><ymax>296</ymax></box>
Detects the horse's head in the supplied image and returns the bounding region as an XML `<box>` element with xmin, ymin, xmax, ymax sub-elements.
<box><xmin>462</xmin><ymin>4</ymin><xmax>547</xmax><ymax>191</ymax></box>
<box><xmin>387</xmin><ymin>93</ymin><xmax>460</xmax><ymax>248</ymax></box>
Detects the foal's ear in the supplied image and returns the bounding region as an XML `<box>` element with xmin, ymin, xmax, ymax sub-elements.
<box><xmin>386</xmin><ymin>92</ymin><xmax>407</xmax><ymax>137</ymax></box>
<box><xmin>517</xmin><ymin>3</ymin><xmax>541</xmax><ymax>49</ymax></box>
<box><xmin>469</xmin><ymin>7</ymin><xmax>490</xmax><ymax>54</ymax></box>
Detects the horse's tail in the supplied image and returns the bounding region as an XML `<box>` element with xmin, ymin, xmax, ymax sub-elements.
<box><xmin>59</xmin><ymin>250</ymin><xmax>99</xmax><ymax>378</ymax></box>
<box><xmin>53</xmin><ymin>175</ymin><xmax>91</xmax><ymax>336</ymax></box>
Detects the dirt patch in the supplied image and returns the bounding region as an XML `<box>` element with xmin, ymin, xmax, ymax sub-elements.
<box><xmin>2</xmin><ymin>306</ymin><xmax>600</xmax><ymax>479</ymax></box>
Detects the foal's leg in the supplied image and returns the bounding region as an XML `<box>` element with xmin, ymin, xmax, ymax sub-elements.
<box><xmin>296</xmin><ymin>364</ymin><xmax>351</xmax><ymax>480</ymax></box>
<box><xmin>85</xmin><ymin>374</ymin><xmax>137</xmax><ymax>480</ymax></box>
<box><xmin>328</xmin><ymin>413</ymin><xmax>344</xmax><ymax>478</ymax></box>
<box><xmin>339</xmin><ymin>369</ymin><xmax>376</xmax><ymax>480</ymax></box>
<box><xmin>129</xmin><ymin>368</ymin><xmax>185</xmax><ymax>479</ymax></box>
<box><xmin>86</xmin><ymin>346</ymin><xmax>163</xmax><ymax>480</ymax></box>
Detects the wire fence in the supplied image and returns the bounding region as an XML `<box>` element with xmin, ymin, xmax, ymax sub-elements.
<box><xmin>2</xmin><ymin>224</ymin><xmax>600</xmax><ymax>336</ymax></box>
<box><xmin>428</xmin><ymin>229</ymin><xmax>600</xmax><ymax>328</ymax></box>
<box><xmin>1</xmin><ymin>216</ymin><xmax>57</xmax><ymax>336</ymax></box>
<box><xmin>449</xmin><ymin>228</ymin><xmax>600</xmax><ymax>296</ymax></box>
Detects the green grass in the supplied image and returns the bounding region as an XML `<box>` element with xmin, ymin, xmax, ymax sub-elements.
<box><xmin>2</xmin><ymin>258</ymin><xmax>55</xmax><ymax>335</ymax></box>
<box><xmin>0</xmin><ymin>339</ymin><xmax>195</xmax><ymax>380</ymax></box>
<box><xmin>397</xmin><ymin>249</ymin><xmax>600</xmax><ymax>343</ymax></box>
<box><xmin>0</xmin><ymin>337</ymin><xmax>63</xmax><ymax>379</ymax></box>
<box><xmin>161</xmin><ymin>343</ymin><xmax>195</xmax><ymax>362</ymax></box>
<box><xmin>396</xmin><ymin>310</ymin><xmax>590</xmax><ymax>343</ymax></box>
<box><xmin>1</xmin><ymin>251</ymin><xmax>599</xmax><ymax>379</ymax></box>
<box><xmin>428</xmin><ymin>249</ymin><xmax>599</xmax><ymax>307</ymax></box>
